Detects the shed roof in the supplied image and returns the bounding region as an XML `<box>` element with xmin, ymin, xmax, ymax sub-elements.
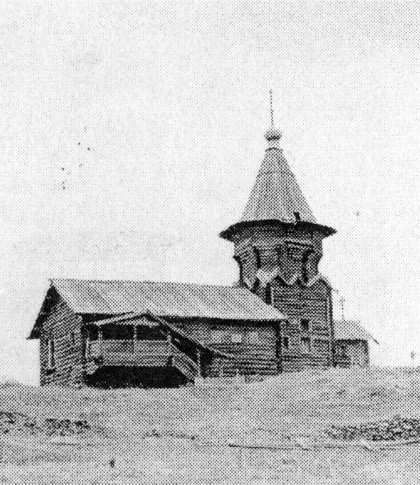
<box><xmin>334</xmin><ymin>320</ymin><xmax>378</xmax><ymax>344</ymax></box>
<box><xmin>52</xmin><ymin>278</ymin><xmax>285</xmax><ymax>320</ymax></box>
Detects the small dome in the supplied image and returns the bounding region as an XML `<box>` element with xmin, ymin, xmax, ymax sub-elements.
<box><xmin>265</xmin><ymin>127</ymin><xmax>282</xmax><ymax>141</ymax></box>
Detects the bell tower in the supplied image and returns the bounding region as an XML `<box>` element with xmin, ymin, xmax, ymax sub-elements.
<box><xmin>220</xmin><ymin>109</ymin><xmax>337</xmax><ymax>370</ymax></box>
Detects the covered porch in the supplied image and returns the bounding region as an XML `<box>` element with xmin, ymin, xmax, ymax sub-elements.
<box><xmin>83</xmin><ymin>312</ymin><xmax>231</xmax><ymax>385</ymax></box>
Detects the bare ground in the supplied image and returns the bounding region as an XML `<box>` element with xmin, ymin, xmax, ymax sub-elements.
<box><xmin>1</xmin><ymin>367</ymin><xmax>420</xmax><ymax>484</ymax></box>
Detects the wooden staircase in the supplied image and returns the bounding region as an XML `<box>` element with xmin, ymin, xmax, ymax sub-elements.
<box><xmin>170</xmin><ymin>344</ymin><xmax>200</xmax><ymax>382</ymax></box>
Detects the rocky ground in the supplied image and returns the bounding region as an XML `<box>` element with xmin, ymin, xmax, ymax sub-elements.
<box><xmin>0</xmin><ymin>411</ymin><xmax>99</xmax><ymax>438</ymax></box>
<box><xmin>1</xmin><ymin>367</ymin><xmax>420</xmax><ymax>484</ymax></box>
<box><xmin>326</xmin><ymin>416</ymin><xmax>420</xmax><ymax>441</ymax></box>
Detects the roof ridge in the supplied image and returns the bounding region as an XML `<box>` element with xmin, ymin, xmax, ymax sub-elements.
<box><xmin>50</xmin><ymin>277</ymin><xmax>239</xmax><ymax>289</ymax></box>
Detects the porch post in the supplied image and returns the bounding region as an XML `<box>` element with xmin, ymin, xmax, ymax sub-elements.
<box><xmin>85</xmin><ymin>334</ymin><xmax>90</xmax><ymax>359</ymax></box>
<box><xmin>133</xmin><ymin>325</ymin><xmax>138</xmax><ymax>353</ymax></box>
<box><xmin>167</xmin><ymin>331</ymin><xmax>173</xmax><ymax>366</ymax></box>
<box><xmin>98</xmin><ymin>326</ymin><xmax>103</xmax><ymax>356</ymax></box>
<box><xmin>196</xmin><ymin>348</ymin><xmax>202</xmax><ymax>377</ymax></box>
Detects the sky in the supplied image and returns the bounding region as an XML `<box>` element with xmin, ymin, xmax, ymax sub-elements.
<box><xmin>0</xmin><ymin>1</ymin><xmax>420</xmax><ymax>384</ymax></box>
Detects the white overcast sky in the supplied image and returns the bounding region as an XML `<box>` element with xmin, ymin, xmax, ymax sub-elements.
<box><xmin>1</xmin><ymin>2</ymin><xmax>419</xmax><ymax>384</ymax></box>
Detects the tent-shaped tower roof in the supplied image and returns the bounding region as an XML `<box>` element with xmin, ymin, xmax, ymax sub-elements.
<box><xmin>220</xmin><ymin>125</ymin><xmax>335</xmax><ymax>240</ymax></box>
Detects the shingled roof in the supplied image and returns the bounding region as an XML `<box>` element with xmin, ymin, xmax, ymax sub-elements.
<box><xmin>334</xmin><ymin>320</ymin><xmax>378</xmax><ymax>344</ymax></box>
<box><xmin>29</xmin><ymin>278</ymin><xmax>286</xmax><ymax>338</ymax></box>
<box><xmin>220</xmin><ymin>128</ymin><xmax>335</xmax><ymax>240</ymax></box>
<box><xmin>241</xmin><ymin>143</ymin><xmax>316</xmax><ymax>225</ymax></box>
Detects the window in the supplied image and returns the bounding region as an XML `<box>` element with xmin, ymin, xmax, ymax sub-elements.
<box><xmin>70</xmin><ymin>331</ymin><xmax>76</xmax><ymax>346</ymax></box>
<box><xmin>265</xmin><ymin>283</ymin><xmax>272</xmax><ymax>305</ymax></box>
<box><xmin>254</xmin><ymin>247</ymin><xmax>261</xmax><ymax>269</ymax></box>
<box><xmin>300</xmin><ymin>319</ymin><xmax>310</xmax><ymax>332</ymax></box>
<box><xmin>231</xmin><ymin>333</ymin><xmax>243</xmax><ymax>344</ymax></box>
<box><xmin>248</xmin><ymin>331</ymin><xmax>259</xmax><ymax>344</ymax></box>
<box><xmin>282</xmin><ymin>336</ymin><xmax>290</xmax><ymax>349</ymax></box>
<box><xmin>338</xmin><ymin>344</ymin><xmax>347</xmax><ymax>356</ymax></box>
<box><xmin>211</xmin><ymin>330</ymin><xmax>224</xmax><ymax>344</ymax></box>
<box><xmin>252</xmin><ymin>279</ymin><xmax>260</xmax><ymax>293</ymax></box>
<box><xmin>236</xmin><ymin>257</ymin><xmax>243</xmax><ymax>283</ymax></box>
<box><xmin>47</xmin><ymin>339</ymin><xmax>55</xmax><ymax>369</ymax></box>
<box><xmin>301</xmin><ymin>337</ymin><xmax>311</xmax><ymax>354</ymax></box>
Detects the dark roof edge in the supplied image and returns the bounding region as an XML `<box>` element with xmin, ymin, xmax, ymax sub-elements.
<box><xmin>77</xmin><ymin>312</ymin><xmax>284</xmax><ymax>322</ymax></box>
<box><xmin>334</xmin><ymin>320</ymin><xmax>379</xmax><ymax>345</ymax></box>
<box><xmin>27</xmin><ymin>282</ymin><xmax>55</xmax><ymax>340</ymax></box>
<box><xmin>220</xmin><ymin>219</ymin><xmax>336</xmax><ymax>241</ymax></box>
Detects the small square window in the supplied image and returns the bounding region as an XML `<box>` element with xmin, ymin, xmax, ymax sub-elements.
<box><xmin>301</xmin><ymin>337</ymin><xmax>311</xmax><ymax>354</ymax></box>
<box><xmin>300</xmin><ymin>319</ymin><xmax>310</xmax><ymax>332</ymax></box>
<box><xmin>211</xmin><ymin>330</ymin><xmax>224</xmax><ymax>344</ymax></box>
<box><xmin>231</xmin><ymin>333</ymin><xmax>243</xmax><ymax>344</ymax></box>
<box><xmin>248</xmin><ymin>331</ymin><xmax>259</xmax><ymax>344</ymax></box>
<box><xmin>282</xmin><ymin>336</ymin><xmax>290</xmax><ymax>349</ymax></box>
<box><xmin>254</xmin><ymin>247</ymin><xmax>261</xmax><ymax>269</ymax></box>
<box><xmin>265</xmin><ymin>284</ymin><xmax>272</xmax><ymax>305</ymax></box>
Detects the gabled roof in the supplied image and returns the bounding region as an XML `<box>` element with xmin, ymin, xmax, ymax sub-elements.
<box><xmin>49</xmin><ymin>278</ymin><xmax>285</xmax><ymax>319</ymax></box>
<box><xmin>220</xmin><ymin>129</ymin><xmax>335</xmax><ymax>240</ymax></box>
<box><xmin>29</xmin><ymin>278</ymin><xmax>286</xmax><ymax>339</ymax></box>
<box><xmin>334</xmin><ymin>320</ymin><xmax>378</xmax><ymax>344</ymax></box>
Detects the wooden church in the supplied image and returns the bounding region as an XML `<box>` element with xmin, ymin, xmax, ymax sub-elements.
<box><xmin>29</xmin><ymin>121</ymin><xmax>374</xmax><ymax>388</ymax></box>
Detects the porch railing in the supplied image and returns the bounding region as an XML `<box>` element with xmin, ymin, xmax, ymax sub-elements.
<box><xmin>86</xmin><ymin>339</ymin><xmax>201</xmax><ymax>381</ymax></box>
<box><xmin>88</xmin><ymin>340</ymin><xmax>169</xmax><ymax>357</ymax></box>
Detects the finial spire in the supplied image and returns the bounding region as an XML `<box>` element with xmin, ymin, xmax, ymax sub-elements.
<box><xmin>270</xmin><ymin>89</ymin><xmax>274</xmax><ymax>127</ymax></box>
<box><xmin>265</xmin><ymin>89</ymin><xmax>281</xmax><ymax>146</ymax></box>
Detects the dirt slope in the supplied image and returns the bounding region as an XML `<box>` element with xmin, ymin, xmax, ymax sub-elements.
<box><xmin>1</xmin><ymin>367</ymin><xmax>420</xmax><ymax>484</ymax></box>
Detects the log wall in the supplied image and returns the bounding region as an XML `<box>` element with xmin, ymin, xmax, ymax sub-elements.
<box><xmin>40</xmin><ymin>294</ymin><xmax>84</xmax><ymax>387</ymax></box>
<box><xmin>173</xmin><ymin>319</ymin><xmax>279</xmax><ymax>377</ymax></box>
<box><xmin>336</xmin><ymin>339</ymin><xmax>369</xmax><ymax>367</ymax></box>
<box><xmin>272</xmin><ymin>279</ymin><xmax>333</xmax><ymax>370</ymax></box>
<box><xmin>232</xmin><ymin>224</ymin><xmax>334</xmax><ymax>372</ymax></box>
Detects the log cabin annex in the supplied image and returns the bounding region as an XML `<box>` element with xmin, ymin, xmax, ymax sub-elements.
<box><xmin>28</xmin><ymin>117</ymin><xmax>376</xmax><ymax>387</ymax></box>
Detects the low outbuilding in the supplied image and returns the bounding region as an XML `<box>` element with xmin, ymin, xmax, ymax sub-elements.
<box><xmin>334</xmin><ymin>320</ymin><xmax>378</xmax><ymax>367</ymax></box>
